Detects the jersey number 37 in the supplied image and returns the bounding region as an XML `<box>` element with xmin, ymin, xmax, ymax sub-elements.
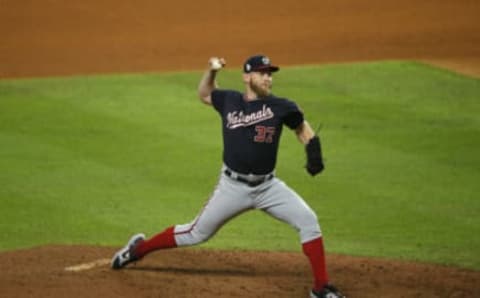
<box><xmin>254</xmin><ymin>125</ymin><xmax>276</xmax><ymax>143</ymax></box>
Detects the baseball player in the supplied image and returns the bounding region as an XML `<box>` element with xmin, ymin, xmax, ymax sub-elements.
<box><xmin>111</xmin><ymin>55</ymin><xmax>345</xmax><ymax>298</ymax></box>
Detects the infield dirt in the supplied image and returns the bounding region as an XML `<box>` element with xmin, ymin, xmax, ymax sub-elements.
<box><xmin>1</xmin><ymin>0</ymin><xmax>479</xmax><ymax>297</ymax></box>
<box><xmin>1</xmin><ymin>0</ymin><xmax>479</xmax><ymax>78</ymax></box>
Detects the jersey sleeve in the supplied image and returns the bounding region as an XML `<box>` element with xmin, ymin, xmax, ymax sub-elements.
<box><xmin>283</xmin><ymin>100</ymin><xmax>304</xmax><ymax>129</ymax></box>
<box><xmin>211</xmin><ymin>89</ymin><xmax>227</xmax><ymax>112</ymax></box>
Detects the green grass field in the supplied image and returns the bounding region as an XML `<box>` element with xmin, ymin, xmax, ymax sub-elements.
<box><xmin>1</xmin><ymin>61</ymin><xmax>479</xmax><ymax>270</ymax></box>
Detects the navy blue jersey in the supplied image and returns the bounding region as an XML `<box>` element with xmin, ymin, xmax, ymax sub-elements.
<box><xmin>211</xmin><ymin>89</ymin><xmax>304</xmax><ymax>175</ymax></box>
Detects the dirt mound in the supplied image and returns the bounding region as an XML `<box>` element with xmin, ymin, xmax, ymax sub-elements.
<box><xmin>1</xmin><ymin>246</ymin><xmax>479</xmax><ymax>298</ymax></box>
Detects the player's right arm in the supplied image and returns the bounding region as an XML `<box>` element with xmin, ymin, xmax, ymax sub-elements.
<box><xmin>198</xmin><ymin>57</ymin><xmax>225</xmax><ymax>105</ymax></box>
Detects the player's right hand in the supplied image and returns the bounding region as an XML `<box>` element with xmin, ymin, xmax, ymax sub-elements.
<box><xmin>209</xmin><ymin>57</ymin><xmax>226</xmax><ymax>71</ymax></box>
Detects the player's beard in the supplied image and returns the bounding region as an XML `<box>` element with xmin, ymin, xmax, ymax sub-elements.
<box><xmin>250</xmin><ymin>80</ymin><xmax>272</xmax><ymax>98</ymax></box>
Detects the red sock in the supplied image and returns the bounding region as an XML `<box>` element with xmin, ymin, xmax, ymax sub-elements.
<box><xmin>302</xmin><ymin>237</ymin><xmax>329</xmax><ymax>291</ymax></box>
<box><xmin>135</xmin><ymin>226</ymin><xmax>177</xmax><ymax>258</ymax></box>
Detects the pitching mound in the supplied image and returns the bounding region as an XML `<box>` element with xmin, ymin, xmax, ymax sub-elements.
<box><xmin>1</xmin><ymin>246</ymin><xmax>479</xmax><ymax>297</ymax></box>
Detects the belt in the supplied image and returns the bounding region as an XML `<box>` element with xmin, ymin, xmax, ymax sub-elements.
<box><xmin>224</xmin><ymin>169</ymin><xmax>274</xmax><ymax>187</ymax></box>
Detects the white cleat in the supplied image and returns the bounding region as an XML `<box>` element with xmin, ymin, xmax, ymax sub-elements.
<box><xmin>111</xmin><ymin>233</ymin><xmax>145</xmax><ymax>270</ymax></box>
<box><xmin>310</xmin><ymin>284</ymin><xmax>346</xmax><ymax>298</ymax></box>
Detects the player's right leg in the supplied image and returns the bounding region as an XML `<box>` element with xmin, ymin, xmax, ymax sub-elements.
<box><xmin>168</xmin><ymin>175</ymin><xmax>253</xmax><ymax>247</ymax></box>
<box><xmin>111</xmin><ymin>172</ymin><xmax>251</xmax><ymax>269</ymax></box>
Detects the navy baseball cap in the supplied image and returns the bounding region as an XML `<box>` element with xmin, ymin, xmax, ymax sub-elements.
<box><xmin>243</xmin><ymin>55</ymin><xmax>280</xmax><ymax>73</ymax></box>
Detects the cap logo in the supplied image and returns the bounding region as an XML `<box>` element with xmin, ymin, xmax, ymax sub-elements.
<box><xmin>245</xmin><ymin>64</ymin><xmax>251</xmax><ymax>72</ymax></box>
<box><xmin>262</xmin><ymin>57</ymin><xmax>270</xmax><ymax>65</ymax></box>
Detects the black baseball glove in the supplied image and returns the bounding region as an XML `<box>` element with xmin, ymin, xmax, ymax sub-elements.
<box><xmin>305</xmin><ymin>135</ymin><xmax>324</xmax><ymax>176</ymax></box>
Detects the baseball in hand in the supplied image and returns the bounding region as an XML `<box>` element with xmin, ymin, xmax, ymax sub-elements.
<box><xmin>210</xmin><ymin>58</ymin><xmax>224</xmax><ymax>70</ymax></box>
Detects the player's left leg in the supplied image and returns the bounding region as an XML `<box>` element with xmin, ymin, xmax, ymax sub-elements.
<box><xmin>254</xmin><ymin>178</ymin><xmax>329</xmax><ymax>293</ymax></box>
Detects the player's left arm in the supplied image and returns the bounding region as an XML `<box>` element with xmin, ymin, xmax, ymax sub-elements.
<box><xmin>295</xmin><ymin>120</ymin><xmax>315</xmax><ymax>145</ymax></box>
<box><xmin>295</xmin><ymin>121</ymin><xmax>325</xmax><ymax>176</ymax></box>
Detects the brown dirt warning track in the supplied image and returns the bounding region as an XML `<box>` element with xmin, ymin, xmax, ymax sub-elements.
<box><xmin>1</xmin><ymin>0</ymin><xmax>480</xmax><ymax>297</ymax></box>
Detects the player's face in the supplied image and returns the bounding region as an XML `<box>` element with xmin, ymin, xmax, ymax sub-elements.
<box><xmin>248</xmin><ymin>71</ymin><xmax>273</xmax><ymax>97</ymax></box>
